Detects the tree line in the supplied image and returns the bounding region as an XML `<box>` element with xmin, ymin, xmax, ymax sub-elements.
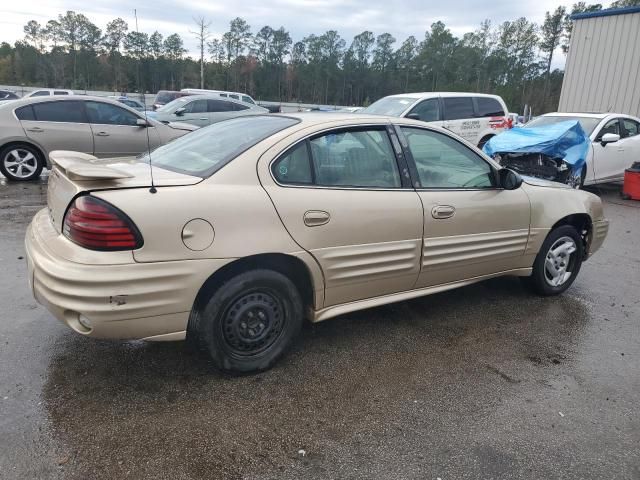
<box><xmin>0</xmin><ymin>1</ymin><xmax>637</xmax><ymax>114</ymax></box>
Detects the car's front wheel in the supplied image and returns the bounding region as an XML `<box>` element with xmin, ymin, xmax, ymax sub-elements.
<box><xmin>525</xmin><ymin>225</ymin><xmax>584</xmax><ymax>296</ymax></box>
<box><xmin>191</xmin><ymin>269</ymin><xmax>304</xmax><ymax>374</ymax></box>
<box><xmin>0</xmin><ymin>144</ymin><xmax>44</xmax><ymax>181</ymax></box>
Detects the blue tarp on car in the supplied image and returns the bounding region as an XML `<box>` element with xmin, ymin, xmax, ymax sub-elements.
<box><xmin>483</xmin><ymin>120</ymin><xmax>589</xmax><ymax>169</ymax></box>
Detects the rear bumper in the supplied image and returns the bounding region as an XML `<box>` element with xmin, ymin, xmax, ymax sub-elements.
<box><xmin>587</xmin><ymin>219</ymin><xmax>609</xmax><ymax>257</ymax></box>
<box><xmin>25</xmin><ymin>209</ymin><xmax>231</xmax><ymax>340</ymax></box>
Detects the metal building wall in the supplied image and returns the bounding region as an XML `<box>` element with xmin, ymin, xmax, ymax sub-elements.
<box><xmin>558</xmin><ymin>11</ymin><xmax>640</xmax><ymax>116</ymax></box>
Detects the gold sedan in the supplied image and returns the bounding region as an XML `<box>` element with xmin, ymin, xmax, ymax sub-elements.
<box><xmin>25</xmin><ymin>113</ymin><xmax>609</xmax><ymax>373</ymax></box>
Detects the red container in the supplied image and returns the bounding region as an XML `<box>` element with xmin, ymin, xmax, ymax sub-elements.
<box><xmin>622</xmin><ymin>164</ymin><xmax>640</xmax><ymax>201</ymax></box>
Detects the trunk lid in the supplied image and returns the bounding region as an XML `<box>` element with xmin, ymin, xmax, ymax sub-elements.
<box><xmin>47</xmin><ymin>150</ymin><xmax>201</xmax><ymax>233</ymax></box>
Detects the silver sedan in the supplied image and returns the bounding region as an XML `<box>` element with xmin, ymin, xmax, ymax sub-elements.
<box><xmin>0</xmin><ymin>96</ymin><xmax>197</xmax><ymax>181</ymax></box>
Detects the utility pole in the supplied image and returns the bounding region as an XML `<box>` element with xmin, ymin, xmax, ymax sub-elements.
<box><xmin>191</xmin><ymin>17</ymin><xmax>212</xmax><ymax>89</ymax></box>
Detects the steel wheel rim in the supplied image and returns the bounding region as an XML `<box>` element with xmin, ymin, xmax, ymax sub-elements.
<box><xmin>3</xmin><ymin>148</ymin><xmax>38</xmax><ymax>178</ymax></box>
<box><xmin>544</xmin><ymin>236</ymin><xmax>577</xmax><ymax>287</ymax></box>
<box><xmin>221</xmin><ymin>290</ymin><xmax>285</xmax><ymax>356</ymax></box>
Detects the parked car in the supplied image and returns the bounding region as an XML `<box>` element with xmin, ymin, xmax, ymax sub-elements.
<box><xmin>0</xmin><ymin>96</ymin><xmax>197</xmax><ymax>181</ymax></box>
<box><xmin>516</xmin><ymin>112</ymin><xmax>640</xmax><ymax>186</ymax></box>
<box><xmin>152</xmin><ymin>90</ymin><xmax>192</xmax><ymax>111</ymax></box>
<box><xmin>483</xmin><ymin>120</ymin><xmax>590</xmax><ymax>188</ymax></box>
<box><xmin>362</xmin><ymin>92</ymin><xmax>511</xmax><ymax>148</ymax></box>
<box><xmin>148</xmin><ymin>95</ymin><xmax>268</xmax><ymax>127</ymax></box>
<box><xmin>24</xmin><ymin>89</ymin><xmax>74</xmax><ymax>97</ymax></box>
<box><xmin>25</xmin><ymin>113</ymin><xmax>608</xmax><ymax>374</ymax></box>
<box><xmin>181</xmin><ymin>88</ymin><xmax>257</xmax><ymax>105</ymax></box>
<box><xmin>109</xmin><ymin>96</ymin><xmax>146</xmax><ymax>112</ymax></box>
<box><xmin>0</xmin><ymin>90</ymin><xmax>20</xmax><ymax>102</ymax></box>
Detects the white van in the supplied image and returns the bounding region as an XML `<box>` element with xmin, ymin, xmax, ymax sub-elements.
<box><xmin>180</xmin><ymin>89</ymin><xmax>256</xmax><ymax>105</ymax></box>
<box><xmin>362</xmin><ymin>92</ymin><xmax>511</xmax><ymax>148</ymax></box>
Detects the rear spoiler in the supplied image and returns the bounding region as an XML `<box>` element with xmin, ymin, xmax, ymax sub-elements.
<box><xmin>49</xmin><ymin>151</ymin><xmax>135</xmax><ymax>181</ymax></box>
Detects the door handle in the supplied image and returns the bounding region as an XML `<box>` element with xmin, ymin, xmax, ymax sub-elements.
<box><xmin>431</xmin><ymin>205</ymin><xmax>456</xmax><ymax>219</ymax></box>
<box><xmin>94</xmin><ymin>132</ymin><xmax>110</xmax><ymax>137</ymax></box>
<box><xmin>26</xmin><ymin>127</ymin><xmax>44</xmax><ymax>133</ymax></box>
<box><xmin>199</xmin><ymin>117</ymin><xmax>208</xmax><ymax>120</ymax></box>
<box><xmin>303</xmin><ymin>210</ymin><xmax>330</xmax><ymax>227</ymax></box>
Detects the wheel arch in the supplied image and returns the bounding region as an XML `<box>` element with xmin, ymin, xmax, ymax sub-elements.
<box><xmin>477</xmin><ymin>133</ymin><xmax>495</xmax><ymax>149</ymax></box>
<box><xmin>190</xmin><ymin>253</ymin><xmax>318</xmax><ymax>326</ymax></box>
<box><xmin>550</xmin><ymin>213</ymin><xmax>593</xmax><ymax>258</ymax></box>
<box><xmin>0</xmin><ymin>140</ymin><xmax>48</xmax><ymax>168</ymax></box>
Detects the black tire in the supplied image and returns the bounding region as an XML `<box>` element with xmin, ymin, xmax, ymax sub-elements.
<box><xmin>191</xmin><ymin>269</ymin><xmax>303</xmax><ymax>374</ymax></box>
<box><xmin>477</xmin><ymin>135</ymin><xmax>493</xmax><ymax>150</ymax></box>
<box><xmin>524</xmin><ymin>225</ymin><xmax>584</xmax><ymax>296</ymax></box>
<box><xmin>0</xmin><ymin>144</ymin><xmax>44</xmax><ymax>181</ymax></box>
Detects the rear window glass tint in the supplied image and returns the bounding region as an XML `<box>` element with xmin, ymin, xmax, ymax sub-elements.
<box><xmin>33</xmin><ymin>101</ymin><xmax>86</xmax><ymax>123</ymax></box>
<box><xmin>15</xmin><ymin>105</ymin><xmax>36</xmax><ymax>121</ymax></box>
<box><xmin>476</xmin><ymin>97</ymin><xmax>504</xmax><ymax>117</ymax></box>
<box><xmin>443</xmin><ymin>97</ymin><xmax>474</xmax><ymax>120</ymax></box>
<box><xmin>146</xmin><ymin>116</ymin><xmax>299</xmax><ymax>177</ymax></box>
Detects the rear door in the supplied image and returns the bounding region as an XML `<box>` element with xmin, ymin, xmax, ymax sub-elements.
<box><xmin>19</xmin><ymin>101</ymin><xmax>93</xmax><ymax>155</ymax></box>
<box><xmin>207</xmin><ymin>99</ymin><xmax>238</xmax><ymax>124</ymax></box>
<box><xmin>86</xmin><ymin>100</ymin><xmax>160</xmax><ymax>157</ymax></box>
<box><xmin>397</xmin><ymin>125</ymin><xmax>531</xmax><ymax>287</ymax></box>
<box><xmin>260</xmin><ymin>124</ymin><xmax>424</xmax><ymax>307</ymax></box>
<box><xmin>441</xmin><ymin>96</ymin><xmax>481</xmax><ymax>144</ymax></box>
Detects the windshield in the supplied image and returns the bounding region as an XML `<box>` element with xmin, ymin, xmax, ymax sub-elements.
<box><xmin>156</xmin><ymin>97</ymin><xmax>189</xmax><ymax>113</ymax></box>
<box><xmin>525</xmin><ymin>115</ymin><xmax>601</xmax><ymax>135</ymax></box>
<box><xmin>362</xmin><ymin>96</ymin><xmax>417</xmax><ymax>116</ymax></box>
<box><xmin>142</xmin><ymin>116</ymin><xmax>299</xmax><ymax>177</ymax></box>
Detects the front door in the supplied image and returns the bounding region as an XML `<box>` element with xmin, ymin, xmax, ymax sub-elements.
<box><xmin>397</xmin><ymin>126</ymin><xmax>531</xmax><ymax>288</ymax></box>
<box><xmin>260</xmin><ymin>125</ymin><xmax>424</xmax><ymax>307</ymax></box>
<box><xmin>85</xmin><ymin>101</ymin><xmax>160</xmax><ymax>157</ymax></box>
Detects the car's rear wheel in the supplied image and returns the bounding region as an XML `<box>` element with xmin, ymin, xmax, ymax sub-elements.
<box><xmin>0</xmin><ymin>144</ymin><xmax>44</xmax><ymax>181</ymax></box>
<box><xmin>524</xmin><ymin>225</ymin><xmax>584</xmax><ymax>296</ymax></box>
<box><xmin>191</xmin><ymin>269</ymin><xmax>303</xmax><ymax>374</ymax></box>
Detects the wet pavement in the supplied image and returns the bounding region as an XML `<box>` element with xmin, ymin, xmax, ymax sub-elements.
<box><xmin>0</xmin><ymin>177</ymin><xmax>638</xmax><ymax>480</ymax></box>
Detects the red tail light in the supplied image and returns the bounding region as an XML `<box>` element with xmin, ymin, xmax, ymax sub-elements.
<box><xmin>63</xmin><ymin>196</ymin><xmax>143</xmax><ymax>251</ymax></box>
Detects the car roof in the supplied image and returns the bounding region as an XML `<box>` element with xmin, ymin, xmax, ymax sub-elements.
<box><xmin>172</xmin><ymin>94</ymin><xmax>261</xmax><ymax>107</ymax></box>
<box><xmin>274</xmin><ymin>112</ymin><xmax>455</xmax><ymax>130</ymax></box>
<box><xmin>0</xmin><ymin>95</ymin><xmax>145</xmax><ymax>114</ymax></box>
<box><xmin>383</xmin><ymin>92</ymin><xmax>503</xmax><ymax>100</ymax></box>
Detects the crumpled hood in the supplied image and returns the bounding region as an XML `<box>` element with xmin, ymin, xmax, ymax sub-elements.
<box><xmin>483</xmin><ymin>120</ymin><xmax>589</xmax><ymax>168</ymax></box>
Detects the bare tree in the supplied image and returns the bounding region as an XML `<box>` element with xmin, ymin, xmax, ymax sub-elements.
<box><xmin>191</xmin><ymin>16</ymin><xmax>212</xmax><ymax>89</ymax></box>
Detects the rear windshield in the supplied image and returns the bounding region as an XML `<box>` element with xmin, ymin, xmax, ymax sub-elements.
<box><xmin>525</xmin><ymin>115</ymin><xmax>601</xmax><ymax>135</ymax></box>
<box><xmin>362</xmin><ymin>96</ymin><xmax>417</xmax><ymax>116</ymax></box>
<box><xmin>143</xmin><ymin>116</ymin><xmax>299</xmax><ymax>177</ymax></box>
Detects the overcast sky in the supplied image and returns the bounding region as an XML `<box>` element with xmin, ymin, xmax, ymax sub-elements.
<box><xmin>0</xmin><ymin>0</ymin><xmax>611</xmax><ymax>68</ymax></box>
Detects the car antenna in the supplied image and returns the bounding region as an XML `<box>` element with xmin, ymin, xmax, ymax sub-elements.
<box><xmin>134</xmin><ymin>9</ymin><xmax>157</xmax><ymax>194</ymax></box>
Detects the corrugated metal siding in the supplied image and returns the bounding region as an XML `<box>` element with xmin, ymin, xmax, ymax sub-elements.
<box><xmin>558</xmin><ymin>12</ymin><xmax>640</xmax><ymax>116</ymax></box>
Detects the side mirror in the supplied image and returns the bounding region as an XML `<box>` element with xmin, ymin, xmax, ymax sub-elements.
<box><xmin>498</xmin><ymin>168</ymin><xmax>522</xmax><ymax>190</ymax></box>
<box><xmin>406</xmin><ymin>113</ymin><xmax>421</xmax><ymax>121</ymax></box>
<box><xmin>136</xmin><ymin>118</ymin><xmax>149</xmax><ymax>127</ymax></box>
<box><xmin>175</xmin><ymin>107</ymin><xmax>186</xmax><ymax>116</ymax></box>
<box><xmin>600</xmin><ymin>132</ymin><xmax>620</xmax><ymax>146</ymax></box>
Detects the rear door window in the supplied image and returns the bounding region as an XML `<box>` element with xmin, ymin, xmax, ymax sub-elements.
<box><xmin>475</xmin><ymin>97</ymin><xmax>505</xmax><ymax>117</ymax></box>
<box><xmin>207</xmin><ymin>100</ymin><xmax>235</xmax><ymax>112</ymax></box>
<box><xmin>309</xmin><ymin>128</ymin><xmax>401</xmax><ymax>188</ymax></box>
<box><xmin>54</xmin><ymin>91</ymin><xmax>69</xmax><ymax>95</ymax></box>
<box><xmin>229</xmin><ymin>94</ymin><xmax>240</xmax><ymax>100</ymax></box>
<box><xmin>443</xmin><ymin>97</ymin><xmax>475</xmax><ymax>121</ymax></box>
<box><xmin>32</xmin><ymin>101</ymin><xmax>86</xmax><ymax>123</ymax></box>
